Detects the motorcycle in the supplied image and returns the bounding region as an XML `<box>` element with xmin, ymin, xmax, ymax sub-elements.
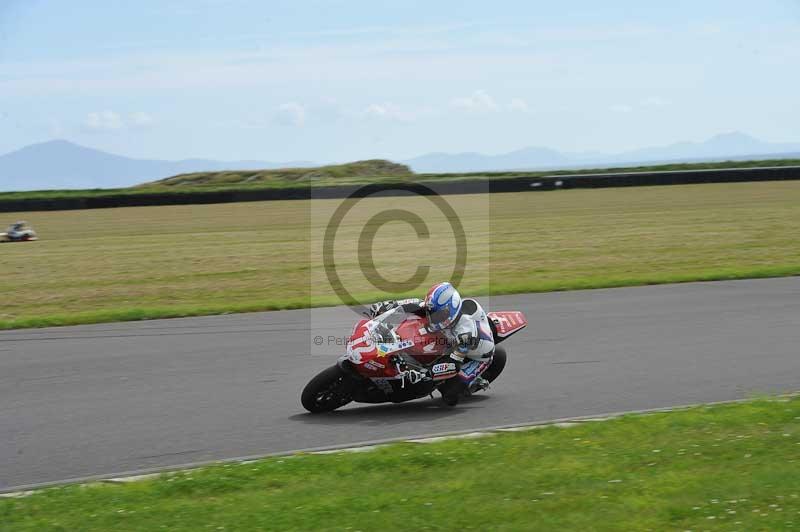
<box><xmin>0</xmin><ymin>221</ymin><xmax>38</xmax><ymax>243</ymax></box>
<box><xmin>301</xmin><ymin>302</ymin><xmax>527</xmax><ymax>413</ymax></box>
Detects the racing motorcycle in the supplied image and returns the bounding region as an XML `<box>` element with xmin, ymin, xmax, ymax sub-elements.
<box><xmin>0</xmin><ymin>221</ymin><xmax>37</xmax><ymax>243</ymax></box>
<box><xmin>301</xmin><ymin>302</ymin><xmax>527</xmax><ymax>413</ymax></box>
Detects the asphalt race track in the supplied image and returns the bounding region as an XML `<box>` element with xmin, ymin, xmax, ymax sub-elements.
<box><xmin>2</xmin><ymin>277</ymin><xmax>799</xmax><ymax>491</ymax></box>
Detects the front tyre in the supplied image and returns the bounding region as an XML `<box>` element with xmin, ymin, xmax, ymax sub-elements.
<box><xmin>301</xmin><ymin>365</ymin><xmax>354</xmax><ymax>413</ymax></box>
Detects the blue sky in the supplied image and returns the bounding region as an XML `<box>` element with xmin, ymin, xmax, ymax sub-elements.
<box><xmin>1</xmin><ymin>0</ymin><xmax>799</xmax><ymax>162</ymax></box>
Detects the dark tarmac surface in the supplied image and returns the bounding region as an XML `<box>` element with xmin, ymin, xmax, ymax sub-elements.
<box><xmin>2</xmin><ymin>277</ymin><xmax>798</xmax><ymax>491</ymax></box>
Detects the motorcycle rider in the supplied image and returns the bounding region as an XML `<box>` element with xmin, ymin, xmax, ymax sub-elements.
<box><xmin>367</xmin><ymin>282</ymin><xmax>495</xmax><ymax>405</ymax></box>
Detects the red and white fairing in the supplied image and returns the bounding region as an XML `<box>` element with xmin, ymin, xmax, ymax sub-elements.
<box><xmin>342</xmin><ymin>316</ymin><xmax>448</xmax><ymax>378</ymax></box>
<box><xmin>341</xmin><ymin>309</ymin><xmax>527</xmax><ymax>381</ymax></box>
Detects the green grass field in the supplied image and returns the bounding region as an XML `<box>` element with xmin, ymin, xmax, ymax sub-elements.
<box><xmin>2</xmin><ymin>180</ymin><xmax>800</xmax><ymax>329</ymax></box>
<box><xmin>3</xmin><ymin>397</ymin><xmax>799</xmax><ymax>531</ymax></box>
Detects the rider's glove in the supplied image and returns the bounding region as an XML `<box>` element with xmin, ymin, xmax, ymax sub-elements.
<box><xmin>449</xmin><ymin>350</ymin><xmax>465</xmax><ymax>369</ymax></box>
<box><xmin>367</xmin><ymin>300</ymin><xmax>398</xmax><ymax>318</ymax></box>
<box><xmin>366</xmin><ymin>302</ymin><xmax>382</xmax><ymax>318</ymax></box>
<box><xmin>456</xmin><ymin>332</ymin><xmax>479</xmax><ymax>353</ymax></box>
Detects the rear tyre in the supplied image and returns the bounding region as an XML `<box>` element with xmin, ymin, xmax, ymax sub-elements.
<box><xmin>482</xmin><ymin>345</ymin><xmax>507</xmax><ymax>383</ymax></box>
<box><xmin>301</xmin><ymin>365</ymin><xmax>354</xmax><ymax>413</ymax></box>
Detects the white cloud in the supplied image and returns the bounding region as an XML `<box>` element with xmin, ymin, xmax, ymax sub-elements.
<box><xmin>130</xmin><ymin>111</ymin><xmax>155</xmax><ymax>127</ymax></box>
<box><xmin>84</xmin><ymin>111</ymin><xmax>154</xmax><ymax>131</ymax></box>
<box><xmin>85</xmin><ymin>110</ymin><xmax>124</xmax><ymax>130</ymax></box>
<box><xmin>508</xmin><ymin>98</ymin><xmax>530</xmax><ymax>113</ymax></box>
<box><xmin>610</xmin><ymin>104</ymin><xmax>634</xmax><ymax>113</ymax></box>
<box><xmin>451</xmin><ymin>91</ymin><xmax>532</xmax><ymax>114</ymax></box>
<box><xmin>641</xmin><ymin>96</ymin><xmax>669</xmax><ymax>107</ymax></box>
<box><xmin>361</xmin><ymin>103</ymin><xmax>419</xmax><ymax>122</ymax></box>
<box><xmin>363</xmin><ymin>103</ymin><xmax>399</xmax><ymax>120</ymax></box>
<box><xmin>450</xmin><ymin>90</ymin><xmax>500</xmax><ymax>112</ymax></box>
<box><xmin>274</xmin><ymin>102</ymin><xmax>306</xmax><ymax>127</ymax></box>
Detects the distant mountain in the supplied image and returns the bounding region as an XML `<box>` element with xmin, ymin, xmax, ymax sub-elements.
<box><xmin>404</xmin><ymin>132</ymin><xmax>800</xmax><ymax>173</ymax></box>
<box><xmin>3</xmin><ymin>133</ymin><xmax>800</xmax><ymax>191</ymax></box>
<box><xmin>0</xmin><ymin>140</ymin><xmax>312</xmax><ymax>191</ymax></box>
<box><xmin>405</xmin><ymin>146</ymin><xmax>569</xmax><ymax>174</ymax></box>
<box><xmin>616</xmin><ymin>132</ymin><xmax>800</xmax><ymax>165</ymax></box>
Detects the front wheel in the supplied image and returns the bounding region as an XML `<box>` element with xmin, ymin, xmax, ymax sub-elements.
<box><xmin>301</xmin><ymin>365</ymin><xmax>354</xmax><ymax>413</ymax></box>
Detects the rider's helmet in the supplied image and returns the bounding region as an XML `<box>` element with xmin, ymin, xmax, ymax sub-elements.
<box><xmin>423</xmin><ymin>282</ymin><xmax>462</xmax><ymax>331</ymax></box>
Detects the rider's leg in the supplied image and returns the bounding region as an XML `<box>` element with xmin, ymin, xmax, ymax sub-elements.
<box><xmin>439</xmin><ymin>355</ymin><xmax>492</xmax><ymax>404</ymax></box>
<box><xmin>461</xmin><ymin>356</ymin><xmax>492</xmax><ymax>390</ymax></box>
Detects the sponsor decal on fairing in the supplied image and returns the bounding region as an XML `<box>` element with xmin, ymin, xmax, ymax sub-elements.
<box><xmin>431</xmin><ymin>361</ymin><xmax>458</xmax><ymax>380</ymax></box>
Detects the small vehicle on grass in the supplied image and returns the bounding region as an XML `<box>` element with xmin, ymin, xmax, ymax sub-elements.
<box><xmin>301</xmin><ymin>303</ymin><xmax>527</xmax><ymax>413</ymax></box>
<box><xmin>0</xmin><ymin>221</ymin><xmax>38</xmax><ymax>242</ymax></box>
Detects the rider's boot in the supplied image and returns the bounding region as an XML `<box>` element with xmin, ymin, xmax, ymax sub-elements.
<box><xmin>469</xmin><ymin>376</ymin><xmax>490</xmax><ymax>394</ymax></box>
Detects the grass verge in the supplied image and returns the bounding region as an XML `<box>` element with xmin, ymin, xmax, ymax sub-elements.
<box><xmin>2</xmin><ymin>264</ymin><xmax>800</xmax><ymax>330</ymax></box>
<box><xmin>3</xmin><ymin>181</ymin><xmax>800</xmax><ymax>329</ymax></box>
<box><xmin>3</xmin><ymin>396</ymin><xmax>800</xmax><ymax>530</ymax></box>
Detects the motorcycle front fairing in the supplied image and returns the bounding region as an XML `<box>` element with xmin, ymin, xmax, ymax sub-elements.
<box><xmin>337</xmin><ymin>316</ymin><xmax>441</xmax><ymax>402</ymax></box>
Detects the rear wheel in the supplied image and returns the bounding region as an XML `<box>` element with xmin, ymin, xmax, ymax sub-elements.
<box><xmin>482</xmin><ymin>345</ymin><xmax>507</xmax><ymax>383</ymax></box>
<box><xmin>301</xmin><ymin>365</ymin><xmax>354</xmax><ymax>413</ymax></box>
